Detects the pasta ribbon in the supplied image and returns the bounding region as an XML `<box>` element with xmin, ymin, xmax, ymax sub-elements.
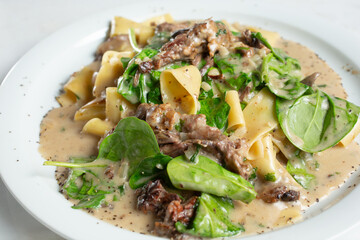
<box><xmin>248</xmin><ymin>134</ymin><xmax>278</xmax><ymax>180</ymax></box>
<box><xmin>271</xmin><ymin>128</ymin><xmax>298</xmax><ymax>160</ymax></box>
<box><xmin>110</xmin><ymin>17</ymin><xmax>140</xmax><ymax>37</ymax></box>
<box><xmin>160</xmin><ymin>66</ymin><xmax>201</xmax><ymax>114</ymax></box>
<box><xmin>240</xmin><ymin>88</ymin><xmax>277</xmax><ymax>159</ymax></box>
<box><xmin>56</xmin><ymin>91</ymin><xmax>77</xmax><ymax>107</ymax></box>
<box><xmin>74</xmin><ymin>99</ymin><xmax>105</xmax><ymax>121</ymax></box>
<box><xmin>93</xmin><ymin>51</ymin><xmax>134</xmax><ymax>98</ymax></box>
<box><xmin>225</xmin><ymin>90</ymin><xmax>245</xmax><ymax>131</ymax></box>
<box><xmin>63</xmin><ymin>62</ymin><xmax>100</xmax><ymax>102</ymax></box>
<box><xmin>110</xmin><ymin>16</ymin><xmax>155</xmax><ymax>45</ymax></box>
<box><xmin>82</xmin><ymin>118</ymin><xmax>114</xmax><ymax>137</ymax></box>
<box><xmin>106</xmin><ymin>87</ymin><xmax>136</xmax><ymax>124</ymax></box>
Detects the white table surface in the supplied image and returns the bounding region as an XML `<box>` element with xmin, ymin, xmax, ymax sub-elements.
<box><xmin>0</xmin><ymin>0</ymin><xmax>359</xmax><ymax>239</ymax></box>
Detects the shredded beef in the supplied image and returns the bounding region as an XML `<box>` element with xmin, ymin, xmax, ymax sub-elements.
<box><xmin>152</xmin><ymin>19</ymin><xmax>233</xmax><ymax>69</ymax></box>
<box><xmin>241</xmin><ymin>29</ymin><xmax>263</xmax><ymax>49</ymax></box>
<box><xmin>135</xmin><ymin>103</ymin><xmax>180</xmax><ymax>131</ymax></box>
<box><xmin>156</xmin><ymin>22</ymin><xmax>191</xmax><ymax>35</ymax></box>
<box><xmin>134</xmin><ymin>103</ymin><xmax>252</xmax><ymax>179</ymax></box>
<box><xmin>136</xmin><ymin>180</ymin><xmax>181</xmax><ymax>217</ymax></box>
<box><xmin>136</xmin><ymin>180</ymin><xmax>198</xmax><ymax>237</ymax></box>
<box><xmin>96</xmin><ymin>35</ymin><xmax>132</xmax><ymax>57</ymax></box>
<box><xmin>260</xmin><ymin>186</ymin><xmax>300</xmax><ymax>203</ymax></box>
<box><xmin>199</xmin><ymin>55</ymin><xmax>214</xmax><ymax>76</ymax></box>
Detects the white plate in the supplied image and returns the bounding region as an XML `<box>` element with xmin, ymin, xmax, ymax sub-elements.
<box><xmin>1</xmin><ymin>1</ymin><xmax>360</xmax><ymax>239</ymax></box>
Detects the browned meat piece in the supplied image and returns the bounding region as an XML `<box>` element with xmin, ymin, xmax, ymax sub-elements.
<box><xmin>199</xmin><ymin>55</ymin><xmax>214</xmax><ymax>76</ymax></box>
<box><xmin>153</xmin><ymin>20</ymin><xmax>234</xmax><ymax>69</ymax></box>
<box><xmin>160</xmin><ymin>142</ymin><xmax>188</xmax><ymax>158</ymax></box>
<box><xmin>96</xmin><ymin>35</ymin><xmax>132</xmax><ymax>56</ymax></box>
<box><xmin>156</xmin><ymin>22</ymin><xmax>191</xmax><ymax>34</ymax></box>
<box><xmin>138</xmin><ymin>61</ymin><xmax>154</xmax><ymax>73</ymax></box>
<box><xmin>239</xmin><ymin>47</ymin><xmax>255</xmax><ymax>58</ymax></box>
<box><xmin>136</xmin><ymin>180</ymin><xmax>198</xmax><ymax>238</ymax></box>
<box><xmin>154</xmin><ymin>196</ymin><xmax>198</xmax><ymax>237</ymax></box>
<box><xmin>301</xmin><ymin>72</ymin><xmax>321</xmax><ymax>87</ymax></box>
<box><xmin>134</xmin><ymin>103</ymin><xmax>252</xmax><ymax>179</ymax></box>
<box><xmin>191</xmin><ymin>54</ymin><xmax>202</xmax><ymax>67</ymax></box>
<box><xmin>156</xmin><ymin>130</ymin><xmax>181</xmax><ymax>145</ymax></box>
<box><xmin>239</xmin><ymin>83</ymin><xmax>252</xmax><ymax>102</ymax></box>
<box><xmin>241</xmin><ymin>29</ymin><xmax>264</xmax><ymax>49</ymax></box>
<box><xmin>260</xmin><ymin>186</ymin><xmax>300</xmax><ymax>203</ymax></box>
<box><xmin>135</xmin><ymin>103</ymin><xmax>180</xmax><ymax>131</ymax></box>
<box><xmin>164</xmin><ymin>196</ymin><xmax>197</xmax><ymax>224</ymax></box>
<box><xmin>136</xmin><ymin>180</ymin><xmax>181</xmax><ymax>217</ymax></box>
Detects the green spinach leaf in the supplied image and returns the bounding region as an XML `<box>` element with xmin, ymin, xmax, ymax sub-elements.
<box><xmin>198</xmin><ymin>97</ymin><xmax>230</xmax><ymax>131</ymax></box>
<box><xmin>45</xmin><ymin>157</ymin><xmax>113</xmax><ymax>209</ymax></box>
<box><xmin>167</xmin><ymin>155</ymin><xmax>257</xmax><ymax>203</ymax></box>
<box><xmin>261</xmin><ymin>53</ymin><xmax>308</xmax><ymax>100</ymax></box>
<box><xmin>129</xmin><ymin>154</ymin><xmax>172</xmax><ymax>189</ymax></box>
<box><xmin>251</xmin><ymin>31</ymin><xmax>285</xmax><ymax>63</ymax></box>
<box><xmin>117</xmin><ymin>48</ymin><xmax>158</xmax><ymax>104</ymax></box>
<box><xmin>214</xmin><ymin>53</ymin><xmax>252</xmax><ymax>91</ymax></box>
<box><xmin>176</xmin><ymin>193</ymin><xmax>244</xmax><ymax>238</ymax></box>
<box><xmin>146</xmin><ymin>31</ymin><xmax>171</xmax><ymax>50</ymax></box>
<box><xmin>286</xmin><ymin>158</ymin><xmax>315</xmax><ymax>189</ymax></box>
<box><xmin>98</xmin><ymin>117</ymin><xmax>159</xmax><ymax>175</ymax></box>
<box><xmin>276</xmin><ymin>90</ymin><xmax>360</xmax><ymax>152</ymax></box>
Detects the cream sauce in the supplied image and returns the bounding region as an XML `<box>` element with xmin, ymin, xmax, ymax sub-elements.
<box><xmin>39</xmin><ymin>39</ymin><xmax>360</xmax><ymax>237</ymax></box>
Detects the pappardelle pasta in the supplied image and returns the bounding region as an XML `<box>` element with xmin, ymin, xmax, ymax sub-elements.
<box><xmin>40</xmin><ymin>14</ymin><xmax>360</xmax><ymax>239</ymax></box>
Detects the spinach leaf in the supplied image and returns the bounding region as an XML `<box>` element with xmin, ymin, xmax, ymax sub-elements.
<box><xmin>45</xmin><ymin>157</ymin><xmax>113</xmax><ymax>209</ymax></box>
<box><xmin>120</xmin><ymin>57</ymin><xmax>131</xmax><ymax>69</ymax></box>
<box><xmin>98</xmin><ymin>117</ymin><xmax>159</xmax><ymax>175</ymax></box>
<box><xmin>167</xmin><ymin>155</ymin><xmax>257</xmax><ymax>203</ymax></box>
<box><xmin>176</xmin><ymin>193</ymin><xmax>244</xmax><ymax>238</ymax></box>
<box><xmin>72</xmin><ymin>193</ymin><xmax>106</xmax><ymax>209</ymax></box>
<box><xmin>276</xmin><ymin>90</ymin><xmax>360</xmax><ymax>153</ymax></box>
<box><xmin>286</xmin><ymin>158</ymin><xmax>315</xmax><ymax>189</ymax></box>
<box><xmin>251</xmin><ymin>31</ymin><xmax>285</xmax><ymax>63</ymax></box>
<box><xmin>198</xmin><ymin>97</ymin><xmax>230</xmax><ymax>131</ymax></box>
<box><xmin>261</xmin><ymin>53</ymin><xmax>308</xmax><ymax>100</ymax></box>
<box><xmin>129</xmin><ymin>154</ymin><xmax>172</xmax><ymax>189</ymax></box>
<box><xmin>146</xmin><ymin>31</ymin><xmax>171</xmax><ymax>50</ymax></box>
<box><xmin>227</xmin><ymin>72</ymin><xmax>252</xmax><ymax>91</ymax></box>
<box><xmin>118</xmin><ymin>48</ymin><xmax>158</xmax><ymax>104</ymax></box>
<box><xmin>214</xmin><ymin>53</ymin><xmax>252</xmax><ymax>91</ymax></box>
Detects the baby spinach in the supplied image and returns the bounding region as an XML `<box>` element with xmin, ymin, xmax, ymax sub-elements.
<box><xmin>277</xmin><ymin>90</ymin><xmax>360</xmax><ymax>153</ymax></box>
<box><xmin>98</xmin><ymin>117</ymin><xmax>159</xmax><ymax>175</ymax></box>
<box><xmin>286</xmin><ymin>160</ymin><xmax>315</xmax><ymax>189</ymax></box>
<box><xmin>129</xmin><ymin>154</ymin><xmax>172</xmax><ymax>189</ymax></box>
<box><xmin>214</xmin><ymin>53</ymin><xmax>252</xmax><ymax>91</ymax></box>
<box><xmin>261</xmin><ymin>53</ymin><xmax>308</xmax><ymax>100</ymax></box>
<box><xmin>198</xmin><ymin>97</ymin><xmax>230</xmax><ymax>131</ymax></box>
<box><xmin>146</xmin><ymin>31</ymin><xmax>171</xmax><ymax>50</ymax></box>
<box><xmin>45</xmin><ymin>157</ymin><xmax>114</xmax><ymax>209</ymax></box>
<box><xmin>252</xmin><ymin>31</ymin><xmax>284</xmax><ymax>63</ymax></box>
<box><xmin>118</xmin><ymin>48</ymin><xmax>158</xmax><ymax>104</ymax></box>
<box><xmin>176</xmin><ymin>193</ymin><xmax>244</xmax><ymax>238</ymax></box>
<box><xmin>167</xmin><ymin>155</ymin><xmax>257</xmax><ymax>203</ymax></box>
